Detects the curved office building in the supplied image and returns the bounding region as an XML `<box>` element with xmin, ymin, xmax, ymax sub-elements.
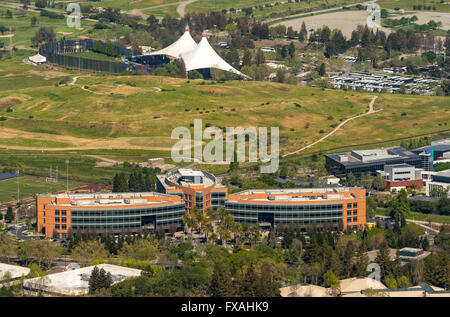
<box><xmin>37</xmin><ymin>192</ymin><xmax>185</xmax><ymax>239</ymax></box>
<box><xmin>157</xmin><ymin>168</ymin><xmax>227</xmax><ymax>212</ymax></box>
<box><xmin>226</xmin><ymin>188</ymin><xmax>366</xmax><ymax>231</ymax></box>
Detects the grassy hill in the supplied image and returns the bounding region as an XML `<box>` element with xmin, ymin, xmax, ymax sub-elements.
<box><xmin>0</xmin><ymin>51</ymin><xmax>449</xmax><ymax>157</ymax></box>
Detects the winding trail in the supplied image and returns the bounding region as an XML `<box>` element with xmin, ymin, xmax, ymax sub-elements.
<box><xmin>125</xmin><ymin>0</ymin><xmax>197</xmax><ymax>19</ymax></box>
<box><xmin>282</xmin><ymin>96</ymin><xmax>380</xmax><ymax>158</ymax></box>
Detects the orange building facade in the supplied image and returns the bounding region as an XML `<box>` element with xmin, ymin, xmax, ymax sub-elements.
<box><xmin>225</xmin><ymin>187</ymin><xmax>366</xmax><ymax>230</ymax></box>
<box><xmin>156</xmin><ymin>168</ymin><xmax>228</xmax><ymax>213</ymax></box>
<box><xmin>36</xmin><ymin>192</ymin><xmax>184</xmax><ymax>239</ymax></box>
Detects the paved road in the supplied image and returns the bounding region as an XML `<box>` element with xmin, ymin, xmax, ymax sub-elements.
<box><xmin>375</xmin><ymin>215</ymin><xmax>442</xmax><ymax>234</ymax></box>
<box><xmin>268</xmin><ymin>1</ymin><xmax>370</xmax><ymax>23</ymax></box>
<box><xmin>283</xmin><ymin>95</ymin><xmax>380</xmax><ymax>157</ymax></box>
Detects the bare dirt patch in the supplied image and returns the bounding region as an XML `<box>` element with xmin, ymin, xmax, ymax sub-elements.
<box><xmin>0</xmin><ymin>96</ymin><xmax>27</xmax><ymax>110</ymax></box>
<box><xmin>26</xmin><ymin>70</ymin><xmax>71</xmax><ymax>79</ymax></box>
<box><xmin>275</xmin><ymin>11</ymin><xmax>391</xmax><ymax>37</ymax></box>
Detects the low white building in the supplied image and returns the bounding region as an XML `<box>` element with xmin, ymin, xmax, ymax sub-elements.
<box><xmin>0</xmin><ymin>263</ymin><xmax>31</xmax><ymax>281</ymax></box>
<box><xmin>23</xmin><ymin>264</ymin><xmax>142</xmax><ymax>296</ymax></box>
<box><xmin>28</xmin><ymin>54</ymin><xmax>46</xmax><ymax>65</ymax></box>
<box><xmin>422</xmin><ymin>170</ymin><xmax>450</xmax><ymax>196</ymax></box>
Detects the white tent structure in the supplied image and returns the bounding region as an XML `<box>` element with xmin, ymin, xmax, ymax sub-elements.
<box><xmin>149</xmin><ymin>25</ymin><xmax>198</xmax><ymax>59</ymax></box>
<box><xmin>182</xmin><ymin>31</ymin><xmax>250</xmax><ymax>79</ymax></box>
<box><xmin>28</xmin><ymin>53</ymin><xmax>46</xmax><ymax>65</ymax></box>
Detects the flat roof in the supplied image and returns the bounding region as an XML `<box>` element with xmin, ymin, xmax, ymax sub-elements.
<box><xmin>384</xmin><ymin>163</ymin><xmax>413</xmax><ymax>169</ymax></box>
<box><xmin>0</xmin><ymin>263</ymin><xmax>31</xmax><ymax>280</ymax></box>
<box><xmin>23</xmin><ymin>264</ymin><xmax>141</xmax><ymax>296</ymax></box>
<box><xmin>233</xmin><ymin>187</ymin><xmax>362</xmax><ymax>196</ymax></box>
<box><xmin>327</xmin><ymin>147</ymin><xmax>421</xmax><ymax>167</ymax></box>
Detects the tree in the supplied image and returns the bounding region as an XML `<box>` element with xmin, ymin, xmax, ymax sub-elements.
<box><xmin>375</xmin><ymin>241</ymin><xmax>394</xmax><ymax>279</ymax></box>
<box><xmin>255</xmin><ymin>48</ymin><xmax>265</xmax><ymax>65</ymax></box>
<box><xmin>21</xmin><ymin>0</ymin><xmax>30</xmax><ymax>9</ymax></box>
<box><xmin>346</xmin><ymin>172</ymin><xmax>357</xmax><ymax>187</ymax></box>
<box><xmin>286</xmin><ymin>41</ymin><xmax>294</xmax><ymax>59</ymax></box>
<box><xmin>372</xmin><ymin>175</ymin><xmax>387</xmax><ymax>191</ymax></box>
<box><xmin>242</xmin><ymin>49</ymin><xmax>252</xmax><ymax>67</ymax></box>
<box><xmin>72</xmin><ymin>240</ymin><xmax>109</xmax><ymax>264</ymax></box>
<box><xmin>119</xmin><ymin>239</ymin><xmax>158</xmax><ymax>261</ymax></box>
<box><xmin>322</xmin><ymin>270</ymin><xmax>340</xmax><ymax>290</ymax></box>
<box><xmin>256</xmin><ymin>262</ymin><xmax>276</xmax><ymax>297</ymax></box>
<box><xmin>89</xmin><ymin>266</ymin><xmax>113</xmax><ymax>294</ymax></box>
<box><xmin>35</xmin><ymin>0</ymin><xmax>47</xmax><ymax>8</ymax></box>
<box><xmin>318</xmin><ymin>63</ymin><xmax>326</xmax><ymax>77</ymax></box>
<box><xmin>31</xmin><ymin>27</ymin><xmax>55</xmax><ymax>46</ymax></box>
<box><xmin>299</xmin><ymin>22</ymin><xmax>308</xmax><ymax>42</ymax></box>
<box><xmin>0</xmin><ymin>233</ymin><xmax>17</xmax><ymax>263</ymax></box>
<box><xmin>5</xmin><ymin>206</ymin><xmax>14</xmax><ymax>222</ymax></box>
<box><xmin>238</xmin><ymin>262</ymin><xmax>258</xmax><ymax>296</ymax></box>
<box><xmin>113</xmin><ymin>173</ymin><xmax>128</xmax><ymax>192</ymax></box>
<box><xmin>210</xmin><ymin>262</ymin><xmax>234</xmax><ymax>297</ymax></box>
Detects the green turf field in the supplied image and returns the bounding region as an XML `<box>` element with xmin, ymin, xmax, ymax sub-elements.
<box><xmin>0</xmin><ymin>176</ymin><xmax>72</xmax><ymax>202</ymax></box>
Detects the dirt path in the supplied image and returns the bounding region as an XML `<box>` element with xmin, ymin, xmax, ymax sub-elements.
<box><xmin>177</xmin><ymin>0</ymin><xmax>197</xmax><ymax>18</ymax></box>
<box><xmin>125</xmin><ymin>0</ymin><xmax>197</xmax><ymax>19</ymax></box>
<box><xmin>282</xmin><ymin>96</ymin><xmax>380</xmax><ymax>157</ymax></box>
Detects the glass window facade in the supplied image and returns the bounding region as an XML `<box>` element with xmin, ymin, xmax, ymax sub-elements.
<box><xmin>211</xmin><ymin>191</ymin><xmax>227</xmax><ymax>209</ymax></box>
<box><xmin>70</xmin><ymin>203</ymin><xmax>185</xmax><ymax>234</ymax></box>
<box><xmin>225</xmin><ymin>201</ymin><xmax>343</xmax><ymax>228</ymax></box>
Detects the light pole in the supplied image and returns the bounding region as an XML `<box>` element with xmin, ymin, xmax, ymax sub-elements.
<box><xmin>16</xmin><ymin>170</ymin><xmax>19</xmax><ymax>238</ymax></box>
<box><xmin>65</xmin><ymin>160</ymin><xmax>69</xmax><ymax>193</ymax></box>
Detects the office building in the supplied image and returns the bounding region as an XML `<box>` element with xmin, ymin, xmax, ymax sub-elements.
<box><xmin>36</xmin><ymin>192</ymin><xmax>185</xmax><ymax>239</ymax></box>
<box><xmin>377</xmin><ymin>164</ymin><xmax>424</xmax><ymax>191</ymax></box>
<box><xmin>422</xmin><ymin>170</ymin><xmax>450</xmax><ymax>196</ymax></box>
<box><xmin>156</xmin><ymin>168</ymin><xmax>228</xmax><ymax>213</ymax></box>
<box><xmin>326</xmin><ymin>147</ymin><xmax>424</xmax><ymax>179</ymax></box>
<box><xmin>225</xmin><ymin>187</ymin><xmax>366</xmax><ymax>231</ymax></box>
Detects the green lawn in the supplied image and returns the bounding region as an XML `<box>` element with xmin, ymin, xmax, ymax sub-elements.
<box><xmin>377</xmin><ymin>0</ymin><xmax>450</xmax><ymax>13</ymax></box>
<box><xmin>0</xmin><ymin>176</ymin><xmax>72</xmax><ymax>203</ymax></box>
<box><xmin>63</xmin><ymin>51</ymin><xmax>121</xmax><ymax>62</ymax></box>
<box><xmin>0</xmin><ymin>8</ymin><xmax>131</xmax><ymax>49</ymax></box>
<box><xmin>143</xmin><ymin>4</ymin><xmax>179</xmax><ymax>18</ymax></box>
<box><xmin>78</xmin><ymin>0</ymin><xmax>182</xmax><ymax>11</ymax></box>
<box><xmin>375</xmin><ymin>209</ymin><xmax>450</xmax><ymax>224</ymax></box>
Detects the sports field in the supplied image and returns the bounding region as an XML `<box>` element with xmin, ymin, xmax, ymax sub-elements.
<box><xmin>0</xmin><ymin>176</ymin><xmax>70</xmax><ymax>203</ymax></box>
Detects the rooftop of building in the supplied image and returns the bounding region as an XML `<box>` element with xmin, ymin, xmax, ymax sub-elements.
<box><xmin>327</xmin><ymin>146</ymin><xmax>420</xmax><ymax>166</ymax></box>
<box><xmin>0</xmin><ymin>263</ymin><xmax>31</xmax><ymax>281</ymax></box>
<box><xmin>384</xmin><ymin>163</ymin><xmax>414</xmax><ymax>169</ymax></box>
<box><xmin>38</xmin><ymin>192</ymin><xmax>180</xmax><ymax>207</ymax></box>
<box><xmin>233</xmin><ymin>187</ymin><xmax>362</xmax><ymax>196</ymax></box>
<box><xmin>360</xmin><ymin>283</ymin><xmax>450</xmax><ymax>297</ymax></box>
<box><xmin>229</xmin><ymin>187</ymin><xmax>364</xmax><ymax>202</ymax></box>
<box><xmin>22</xmin><ymin>264</ymin><xmax>142</xmax><ymax>296</ymax></box>
<box><xmin>412</xmin><ymin>142</ymin><xmax>450</xmax><ymax>153</ymax></box>
<box><xmin>159</xmin><ymin>167</ymin><xmax>224</xmax><ymax>189</ymax></box>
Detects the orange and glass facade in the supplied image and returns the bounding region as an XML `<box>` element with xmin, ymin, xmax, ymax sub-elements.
<box><xmin>157</xmin><ymin>168</ymin><xmax>228</xmax><ymax>213</ymax></box>
<box><xmin>36</xmin><ymin>192</ymin><xmax>185</xmax><ymax>238</ymax></box>
<box><xmin>225</xmin><ymin>188</ymin><xmax>366</xmax><ymax>230</ymax></box>
<box><xmin>37</xmin><ymin>170</ymin><xmax>367</xmax><ymax>239</ymax></box>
